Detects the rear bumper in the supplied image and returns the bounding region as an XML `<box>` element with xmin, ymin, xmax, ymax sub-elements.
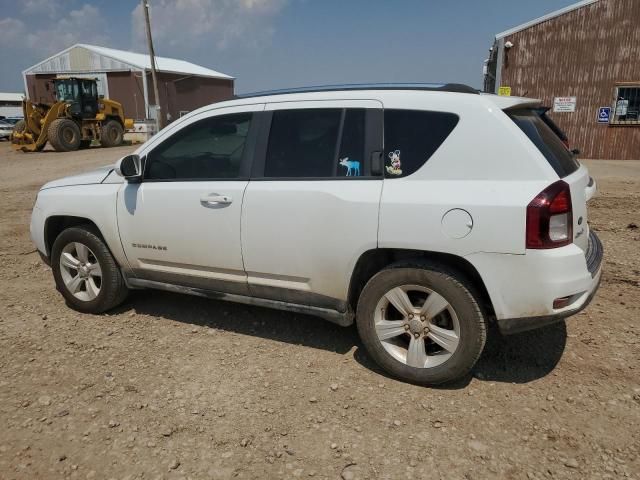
<box><xmin>496</xmin><ymin>266</ymin><xmax>601</xmax><ymax>334</ymax></box>
<box><xmin>466</xmin><ymin>231</ymin><xmax>604</xmax><ymax>334</ymax></box>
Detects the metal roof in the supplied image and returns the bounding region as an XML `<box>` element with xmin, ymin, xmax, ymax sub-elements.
<box><xmin>495</xmin><ymin>0</ymin><xmax>600</xmax><ymax>39</ymax></box>
<box><xmin>0</xmin><ymin>92</ymin><xmax>24</xmax><ymax>102</ymax></box>
<box><xmin>23</xmin><ymin>44</ymin><xmax>233</xmax><ymax>80</ymax></box>
<box><xmin>237</xmin><ymin>83</ymin><xmax>479</xmax><ymax>98</ymax></box>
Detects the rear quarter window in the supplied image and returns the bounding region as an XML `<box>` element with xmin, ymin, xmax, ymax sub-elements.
<box><xmin>509</xmin><ymin>109</ymin><xmax>579</xmax><ymax>178</ymax></box>
<box><xmin>384</xmin><ymin>110</ymin><xmax>459</xmax><ymax>178</ymax></box>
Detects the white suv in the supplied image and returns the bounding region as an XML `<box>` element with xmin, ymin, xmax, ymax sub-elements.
<box><xmin>30</xmin><ymin>84</ymin><xmax>603</xmax><ymax>385</ymax></box>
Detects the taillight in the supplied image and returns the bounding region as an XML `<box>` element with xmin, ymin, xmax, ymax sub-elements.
<box><xmin>526</xmin><ymin>181</ymin><xmax>573</xmax><ymax>249</ymax></box>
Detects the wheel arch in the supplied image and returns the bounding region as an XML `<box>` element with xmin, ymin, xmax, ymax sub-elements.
<box><xmin>347</xmin><ymin>248</ymin><xmax>495</xmax><ymax>320</ymax></box>
<box><xmin>104</xmin><ymin>115</ymin><xmax>124</xmax><ymax>127</ymax></box>
<box><xmin>44</xmin><ymin>215</ymin><xmax>105</xmax><ymax>258</ymax></box>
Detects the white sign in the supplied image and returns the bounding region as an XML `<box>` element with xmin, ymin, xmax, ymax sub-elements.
<box><xmin>553</xmin><ymin>96</ymin><xmax>577</xmax><ymax>113</ymax></box>
<box><xmin>615</xmin><ymin>99</ymin><xmax>629</xmax><ymax>116</ymax></box>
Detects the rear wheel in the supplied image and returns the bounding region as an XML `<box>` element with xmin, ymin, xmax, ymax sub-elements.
<box><xmin>100</xmin><ymin>120</ymin><xmax>124</xmax><ymax>147</ymax></box>
<box><xmin>356</xmin><ymin>264</ymin><xmax>487</xmax><ymax>385</ymax></box>
<box><xmin>51</xmin><ymin>226</ymin><xmax>128</xmax><ymax>313</ymax></box>
<box><xmin>48</xmin><ymin>118</ymin><xmax>81</xmax><ymax>152</ymax></box>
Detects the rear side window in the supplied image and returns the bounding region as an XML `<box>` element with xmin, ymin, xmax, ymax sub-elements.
<box><xmin>264</xmin><ymin>108</ymin><xmax>367</xmax><ymax>178</ymax></box>
<box><xmin>509</xmin><ymin>109</ymin><xmax>579</xmax><ymax>178</ymax></box>
<box><xmin>265</xmin><ymin>109</ymin><xmax>341</xmax><ymax>178</ymax></box>
<box><xmin>383</xmin><ymin>110</ymin><xmax>459</xmax><ymax>178</ymax></box>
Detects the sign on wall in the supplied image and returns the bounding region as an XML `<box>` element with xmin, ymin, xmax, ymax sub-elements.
<box><xmin>553</xmin><ymin>97</ymin><xmax>577</xmax><ymax>113</ymax></box>
<box><xmin>597</xmin><ymin>107</ymin><xmax>611</xmax><ymax>124</ymax></box>
<box><xmin>615</xmin><ymin>98</ymin><xmax>629</xmax><ymax>116</ymax></box>
<box><xmin>498</xmin><ymin>86</ymin><xmax>511</xmax><ymax>96</ymax></box>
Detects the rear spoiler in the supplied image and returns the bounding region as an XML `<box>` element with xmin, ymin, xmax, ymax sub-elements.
<box><xmin>481</xmin><ymin>93</ymin><xmax>542</xmax><ymax>110</ymax></box>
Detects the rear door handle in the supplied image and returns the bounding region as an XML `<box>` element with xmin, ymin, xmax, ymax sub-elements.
<box><xmin>200</xmin><ymin>193</ymin><xmax>233</xmax><ymax>206</ymax></box>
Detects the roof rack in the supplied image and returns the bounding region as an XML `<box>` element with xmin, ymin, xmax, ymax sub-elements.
<box><xmin>236</xmin><ymin>82</ymin><xmax>479</xmax><ymax>99</ymax></box>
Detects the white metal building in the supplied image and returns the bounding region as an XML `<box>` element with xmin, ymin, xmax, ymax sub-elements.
<box><xmin>22</xmin><ymin>44</ymin><xmax>235</xmax><ymax>121</ymax></box>
<box><xmin>0</xmin><ymin>93</ymin><xmax>24</xmax><ymax>118</ymax></box>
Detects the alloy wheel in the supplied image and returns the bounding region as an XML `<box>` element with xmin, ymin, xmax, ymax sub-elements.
<box><xmin>59</xmin><ymin>242</ymin><xmax>102</xmax><ymax>301</ymax></box>
<box><xmin>374</xmin><ymin>285</ymin><xmax>460</xmax><ymax>368</ymax></box>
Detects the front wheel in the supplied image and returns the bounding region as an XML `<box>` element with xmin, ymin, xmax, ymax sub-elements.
<box><xmin>51</xmin><ymin>226</ymin><xmax>128</xmax><ymax>313</ymax></box>
<box><xmin>356</xmin><ymin>264</ymin><xmax>486</xmax><ymax>385</ymax></box>
<box><xmin>48</xmin><ymin>118</ymin><xmax>81</xmax><ymax>152</ymax></box>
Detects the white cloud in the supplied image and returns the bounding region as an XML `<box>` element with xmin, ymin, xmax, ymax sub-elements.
<box><xmin>21</xmin><ymin>0</ymin><xmax>65</xmax><ymax>18</ymax></box>
<box><xmin>0</xmin><ymin>18</ymin><xmax>27</xmax><ymax>42</ymax></box>
<box><xmin>0</xmin><ymin>4</ymin><xmax>110</xmax><ymax>57</ymax></box>
<box><xmin>39</xmin><ymin>4</ymin><xmax>109</xmax><ymax>53</ymax></box>
<box><xmin>130</xmin><ymin>0</ymin><xmax>288</xmax><ymax>52</ymax></box>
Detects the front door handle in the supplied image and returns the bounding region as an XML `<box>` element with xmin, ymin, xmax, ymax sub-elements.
<box><xmin>200</xmin><ymin>193</ymin><xmax>233</xmax><ymax>206</ymax></box>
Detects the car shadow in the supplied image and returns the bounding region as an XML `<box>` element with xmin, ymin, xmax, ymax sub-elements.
<box><xmin>115</xmin><ymin>290</ymin><xmax>567</xmax><ymax>386</ymax></box>
<box><xmin>115</xmin><ymin>289</ymin><xmax>359</xmax><ymax>355</ymax></box>
<box><xmin>352</xmin><ymin>322</ymin><xmax>568</xmax><ymax>389</ymax></box>
<box><xmin>473</xmin><ymin>322</ymin><xmax>567</xmax><ymax>384</ymax></box>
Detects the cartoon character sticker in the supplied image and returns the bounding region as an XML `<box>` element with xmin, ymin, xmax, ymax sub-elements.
<box><xmin>386</xmin><ymin>150</ymin><xmax>402</xmax><ymax>176</ymax></box>
<box><xmin>339</xmin><ymin>157</ymin><xmax>361</xmax><ymax>176</ymax></box>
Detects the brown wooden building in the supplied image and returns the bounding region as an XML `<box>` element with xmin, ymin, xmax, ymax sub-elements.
<box><xmin>23</xmin><ymin>44</ymin><xmax>234</xmax><ymax>124</ymax></box>
<box><xmin>484</xmin><ymin>0</ymin><xmax>640</xmax><ymax>160</ymax></box>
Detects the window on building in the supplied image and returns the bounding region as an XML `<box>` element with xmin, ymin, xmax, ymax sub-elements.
<box><xmin>383</xmin><ymin>110</ymin><xmax>459</xmax><ymax>178</ymax></box>
<box><xmin>146</xmin><ymin>112</ymin><xmax>252</xmax><ymax>180</ymax></box>
<box><xmin>611</xmin><ymin>85</ymin><xmax>640</xmax><ymax>125</ymax></box>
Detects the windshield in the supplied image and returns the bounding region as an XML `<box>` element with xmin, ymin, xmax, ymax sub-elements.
<box><xmin>509</xmin><ymin>109</ymin><xmax>579</xmax><ymax>178</ymax></box>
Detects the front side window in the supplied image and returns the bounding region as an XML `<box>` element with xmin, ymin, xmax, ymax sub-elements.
<box><xmin>611</xmin><ymin>85</ymin><xmax>640</xmax><ymax>125</ymax></box>
<box><xmin>146</xmin><ymin>112</ymin><xmax>252</xmax><ymax>180</ymax></box>
<box><xmin>383</xmin><ymin>110</ymin><xmax>459</xmax><ymax>178</ymax></box>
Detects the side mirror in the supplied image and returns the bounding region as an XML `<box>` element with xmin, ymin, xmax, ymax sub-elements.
<box><xmin>571</xmin><ymin>148</ymin><xmax>581</xmax><ymax>156</ymax></box>
<box><xmin>115</xmin><ymin>154</ymin><xmax>143</xmax><ymax>182</ymax></box>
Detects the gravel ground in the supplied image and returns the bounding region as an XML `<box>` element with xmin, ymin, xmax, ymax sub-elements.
<box><xmin>0</xmin><ymin>142</ymin><xmax>638</xmax><ymax>480</ymax></box>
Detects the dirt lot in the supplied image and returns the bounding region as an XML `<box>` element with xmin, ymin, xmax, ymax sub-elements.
<box><xmin>0</xmin><ymin>142</ymin><xmax>638</xmax><ymax>480</ymax></box>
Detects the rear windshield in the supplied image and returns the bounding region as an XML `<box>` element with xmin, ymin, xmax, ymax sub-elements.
<box><xmin>509</xmin><ymin>109</ymin><xmax>579</xmax><ymax>178</ymax></box>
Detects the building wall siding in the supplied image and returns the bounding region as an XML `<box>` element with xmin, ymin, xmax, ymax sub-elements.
<box><xmin>499</xmin><ymin>0</ymin><xmax>640</xmax><ymax>160</ymax></box>
<box><xmin>107</xmin><ymin>71</ymin><xmax>146</xmax><ymax>121</ymax></box>
<box><xmin>26</xmin><ymin>74</ymin><xmax>57</xmax><ymax>104</ymax></box>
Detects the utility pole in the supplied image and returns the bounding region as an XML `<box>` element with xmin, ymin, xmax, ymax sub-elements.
<box><xmin>142</xmin><ymin>0</ymin><xmax>163</xmax><ymax>129</ymax></box>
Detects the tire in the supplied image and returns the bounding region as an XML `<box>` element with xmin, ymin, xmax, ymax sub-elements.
<box><xmin>51</xmin><ymin>226</ymin><xmax>128</xmax><ymax>313</ymax></box>
<box><xmin>11</xmin><ymin>119</ymin><xmax>26</xmax><ymax>142</ymax></box>
<box><xmin>13</xmin><ymin>119</ymin><xmax>26</xmax><ymax>134</ymax></box>
<box><xmin>100</xmin><ymin>120</ymin><xmax>124</xmax><ymax>147</ymax></box>
<box><xmin>356</xmin><ymin>263</ymin><xmax>487</xmax><ymax>385</ymax></box>
<box><xmin>48</xmin><ymin>118</ymin><xmax>81</xmax><ymax>152</ymax></box>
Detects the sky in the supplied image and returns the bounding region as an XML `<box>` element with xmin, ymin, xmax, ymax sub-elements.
<box><xmin>0</xmin><ymin>0</ymin><xmax>581</xmax><ymax>94</ymax></box>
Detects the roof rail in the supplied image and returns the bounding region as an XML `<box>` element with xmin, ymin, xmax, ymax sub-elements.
<box><xmin>236</xmin><ymin>82</ymin><xmax>479</xmax><ymax>98</ymax></box>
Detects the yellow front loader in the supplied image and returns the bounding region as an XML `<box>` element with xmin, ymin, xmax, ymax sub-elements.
<box><xmin>12</xmin><ymin>77</ymin><xmax>134</xmax><ymax>152</ymax></box>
